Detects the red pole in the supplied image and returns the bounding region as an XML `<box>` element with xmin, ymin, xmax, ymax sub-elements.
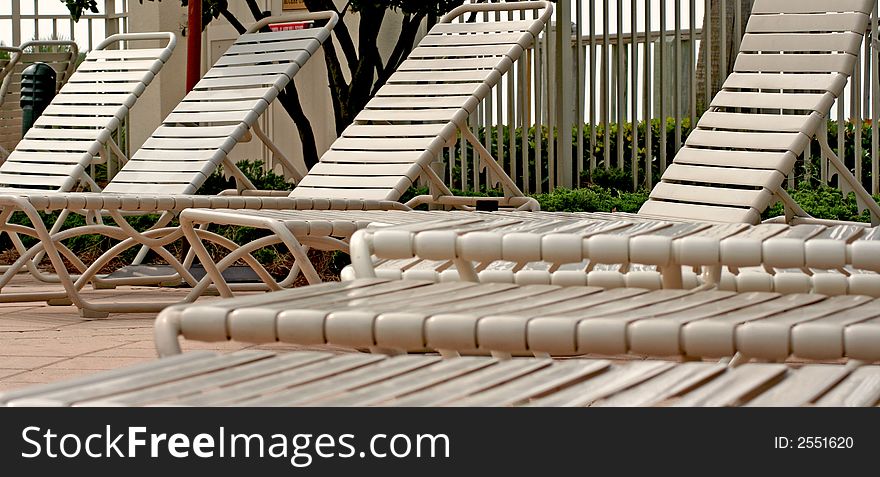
<box><xmin>185</xmin><ymin>0</ymin><xmax>202</xmax><ymax>92</ymax></box>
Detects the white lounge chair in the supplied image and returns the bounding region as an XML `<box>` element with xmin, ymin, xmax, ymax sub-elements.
<box><xmin>0</xmin><ymin>45</ymin><xmax>23</xmax><ymax>159</ymax></box>
<box><xmin>3</xmin><ymin>220</ymin><xmax>880</xmax><ymax>406</ymax></box>
<box><xmin>2</xmin><ymin>350</ymin><xmax>876</xmax><ymax>406</ymax></box>
<box><xmin>144</xmin><ymin>219</ymin><xmax>880</xmax><ymax>359</ymax></box>
<box><xmin>0</xmin><ymin>40</ymin><xmax>79</xmax><ymax>158</ymax></box>
<box><xmin>341</xmin><ymin>210</ymin><xmax>880</xmax><ymax>296</ymax></box>
<box><xmin>0</xmin><ymin>34</ymin><xmax>175</xmax><ymax>277</ymax></box>
<box><xmin>177</xmin><ymin>0</ymin><xmax>880</xmax><ymax>299</ymax></box>
<box><xmin>0</xmin><ymin>35</ymin><xmax>170</xmax><ymax>190</ymax></box>
<box><xmin>639</xmin><ymin>0</ymin><xmax>880</xmax><ymax>227</ymax></box>
<box><xmin>0</xmin><ymin>3</ymin><xmax>552</xmax><ymax>317</ymax></box>
<box><xmin>0</xmin><ymin>12</ymin><xmax>338</xmax><ymax>316</ymax></box>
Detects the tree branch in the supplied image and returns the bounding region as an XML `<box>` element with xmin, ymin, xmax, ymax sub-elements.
<box><xmin>277</xmin><ymin>85</ymin><xmax>320</xmax><ymax>170</ymax></box>
<box><xmin>321</xmin><ymin>39</ymin><xmax>350</xmax><ymax>135</ymax></box>
<box><xmin>304</xmin><ymin>0</ymin><xmax>359</xmax><ymax>74</ymax></box>
<box><xmin>371</xmin><ymin>13</ymin><xmax>425</xmax><ymax>96</ymax></box>
<box><xmin>244</xmin><ymin>0</ymin><xmax>267</xmax><ymax>21</ymax></box>
<box><xmin>345</xmin><ymin>6</ymin><xmax>385</xmax><ymax>118</ymax></box>
<box><xmin>220</xmin><ymin>9</ymin><xmax>246</xmax><ymax>35</ymax></box>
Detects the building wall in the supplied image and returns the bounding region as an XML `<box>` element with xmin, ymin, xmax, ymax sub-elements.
<box><xmin>126</xmin><ymin>0</ymin><xmax>188</xmax><ymax>156</ymax></box>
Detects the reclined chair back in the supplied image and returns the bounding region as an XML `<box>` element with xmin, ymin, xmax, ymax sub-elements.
<box><xmin>640</xmin><ymin>0</ymin><xmax>874</xmax><ymax>223</ymax></box>
<box><xmin>103</xmin><ymin>12</ymin><xmax>338</xmax><ymax>195</ymax></box>
<box><xmin>0</xmin><ymin>34</ymin><xmax>174</xmax><ymax>192</ymax></box>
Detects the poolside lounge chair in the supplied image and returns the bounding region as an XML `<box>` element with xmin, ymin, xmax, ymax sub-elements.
<box><xmin>3</xmin><ymin>221</ymin><xmax>880</xmax><ymax>406</ymax></box>
<box><xmin>4</xmin><ymin>219</ymin><xmax>880</xmax><ymax>407</ymax></box>
<box><xmin>0</xmin><ymin>35</ymin><xmax>165</xmax><ymax>188</ymax></box>
<box><xmin>341</xmin><ymin>210</ymin><xmax>880</xmax><ymax>295</ymax></box>
<box><xmin>147</xmin><ymin>219</ymin><xmax>880</xmax><ymax>358</ymax></box>
<box><xmin>0</xmin><ymin>12</ymin><xmax>339</xmax><ymax>314</ymax></box>
<box><xmin>0</xmin><ymin>3</ymin><xmax>551</xmax><ymax>317</ymax></box>
<box><xmin>3</xmin><ymin>350</ymin><xmax>878</xmax><ymax>406</ymax></box>
<box><xmin>640</xmin><ymin>0</ymin><xmax>880</xmax><ymax>226</ymax></box>
<box><xmin>0</xmin><ymin>34</ymin><xmax>175</xmax><ymax>278</ymax></box>
<box><xmin>0</xmin><ymin>45</ymin><xmax>23</xmax><ymax>159</ymax></box>
<box><xmin>173</xmin><ymin>0</ymin><xmax>880</xmax><ymax>298</ymax></box>
<box><xmin>0</xmin><ymin>40</ymin><xmax>79</xmax><ymax>158</ymax></box>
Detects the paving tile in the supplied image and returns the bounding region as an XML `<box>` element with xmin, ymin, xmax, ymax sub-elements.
<box><xmin>0</xmin><ymin>276</ymin><xmax>315</xmax><ymax>388</ymax></box>
<box><xmin>0</xmin><ymin>323</ymin><xmax>67</xmax><ymax>332</ymax></box>
<box><xmin>0</xmin><ymin>369</ymin><xmax>26</xmax><ymax>379</ymax></box>
<box><xmin>109</xmin><ymin>340</ymin><xmax>159</xmax><ymax>350</ymax></box>
<box><xmin>9</xmin><ymin>329</ymin><xmax>154</xmax><ymax>341</ymax></box>
<box><xmin>43</xmin><ymin>356</ymin><xmax>153</xmax><ymax>371</ymax></box>
<box><xmin>86</xmin><ymin>347</ymin><xmax>161</xmax><ymax>358</ymax></box>
<box><xmin>0</xmin><ymin>381</ymin><xmax>33</xmax><ymax>392</ymax></box>
<box><xmin>0</xmin><ymin>306</ymin><xmax>43</xmax><ymax>316</ymax></box>
<box><xmin>0</xmin><ymin>337</ymin><xmax>123</xmax><ymax>357</ymax></box>
<box><xmin>0</xmin><ymin>356</ymin><xmax>64</xmax><ymax>369</ymax></box>
<box><xmin>9</xmin><ymin>368</ymin><xmax>104</xmax><ymax>383</ymax></box>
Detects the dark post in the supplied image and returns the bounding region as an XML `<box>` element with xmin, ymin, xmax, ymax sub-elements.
<box><xmin>186</xmin><ymin>0</ymin><xmax>202</xmax><ymax>92</ymax></box>
<box><xmin>20</xmin><ymin>62</ymin><xmax>57</xmax><ymax>135</ymax></box>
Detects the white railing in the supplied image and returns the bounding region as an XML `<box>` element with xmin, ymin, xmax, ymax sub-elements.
<box><xmin>1</xmin><ymin>0</ymin><xmax>128</xmax><ymax>50</ymax></box>
<box><xmin>0</xmin><ymin>1</ymin><xmax>130</xmax><ymax>169</ymax></box>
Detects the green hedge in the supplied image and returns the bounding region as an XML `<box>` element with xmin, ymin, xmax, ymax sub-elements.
<box><xmin>532</xmin><ymin>182</ymin><xmax>878</xmax><ymax>222</ymax></box>
<box><xmin>764</xmin><ymin>182</ymin><xmax>879</xmax><ymax>223</ymax></box>
<box><xmin>532</xmin><ymin>186</ymin><xmax>648</xmax><ymax>213</ymax></box>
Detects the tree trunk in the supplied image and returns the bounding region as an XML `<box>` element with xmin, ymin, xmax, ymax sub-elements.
<box><xmin>695</xmin><ymin>0</ymin><xmax>753</xmax><ymax>113</ymax></box>
<box><xmin>235</xmin><ymin>1</ymin><xmax>321</xmax><ymax>172</ymax></box>
<box><xmin>278</xmin><ymin>87</ymin><xmax>320</xmax><ymax>170</ymax></box>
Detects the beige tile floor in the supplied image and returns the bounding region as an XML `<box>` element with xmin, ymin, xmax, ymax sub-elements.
<box><xmin>0</xmin><ymin>274</ymin><xmax>349</xmax><ymax>393</ymax></box>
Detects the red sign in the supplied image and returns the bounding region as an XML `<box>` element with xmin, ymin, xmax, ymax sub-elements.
<box><xmin>269</xmin><ymin>21</ymin><xmax>313</xmax><ymax>32</ymax></box>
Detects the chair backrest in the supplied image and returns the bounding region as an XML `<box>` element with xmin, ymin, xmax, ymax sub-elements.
<box><xmin>639</xmin><ymin>0</ymin><xmax>874</xmax><ymax>224</ymax></box>
<box><xmin>0</xmin><ymin>40</ymin><xmax>78</xmax><ymax>155</ymax></box>
<box><xmin>0</xmin><ymin>34</ymin><xmax>175</xmax><ymax>192</ymax></box>
<box><xmin>288</xmin><ymin>1</ymin><xmax>554</xmax><ymax>202</ymax></box>
<box><xmin>0</xmin><ymin>46</ymin><xmax>23</xmax><ymax>156</ymax></box>
<box><xmin>0</xmin><ymin>47</ymin><xmax>23</xmax><ymax>108</ymax></box>
<box><xmin>102</xmin><ymin>12</ymin><xmax>338</xmax><ymax>195</ymax></box>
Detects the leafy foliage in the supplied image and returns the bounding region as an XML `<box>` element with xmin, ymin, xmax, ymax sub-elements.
<box><xmin>764</xmin><ymin>182</ymin><xmax>877</xmax><ymax>223</ymax></box>
<box><xmin>532</xmin><ymin>186</ymin><xmax>649</xmax><ymax>213</ymax></box>
<box><xmin>584</xmin><ymin>167</ymin><xmax>632</xmax><ymax>191</ymax></box>
<box><xmin>351</xmin><ymin>0</ymin><xmax>466</xmax><ymax>16</ymax></box>
<box><xmin>198</xmin><ymin>160</ymin><xmax>292</xmax><ymax>195</ymax></box>
<box><xmin>61</xmin><ymin>0</ymin><xmax>98</xmax><ymax>22</ymax></box>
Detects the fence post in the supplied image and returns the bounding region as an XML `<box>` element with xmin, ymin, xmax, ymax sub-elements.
<box><xmin>105</xmin><ymin>0</ymin><xmax>120</xmax><ymax>39</ymax></box>
<box><xmin>554</xmin><ymin>0</ymin><xmax>574</xmax><ymax>188</ymax></box>
<box><xmin>11</xmin><ymin>0</ymin><xmax>21</xmax><ymax>46</ymax></box>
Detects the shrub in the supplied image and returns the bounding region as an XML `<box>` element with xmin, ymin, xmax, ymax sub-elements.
<box><xmin>764</xmin><ymin>182</ymin><xmax>876</xmax><ymax>223</ymax></box>
<box><xmin>198</xmin><ymin>160</ymin><xmax>291</xmax><ymax>194</ymax></box>
<box><xmin>532</xmin><ymin>186</ymin><xmax>648</xmax><ymax>213</ymax></box>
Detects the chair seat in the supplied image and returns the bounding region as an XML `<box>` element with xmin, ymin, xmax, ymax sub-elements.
<box><xmin>1</xmin><ymin>350</ymin><xmax>876</xmax><ymax>407</ymax></box>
